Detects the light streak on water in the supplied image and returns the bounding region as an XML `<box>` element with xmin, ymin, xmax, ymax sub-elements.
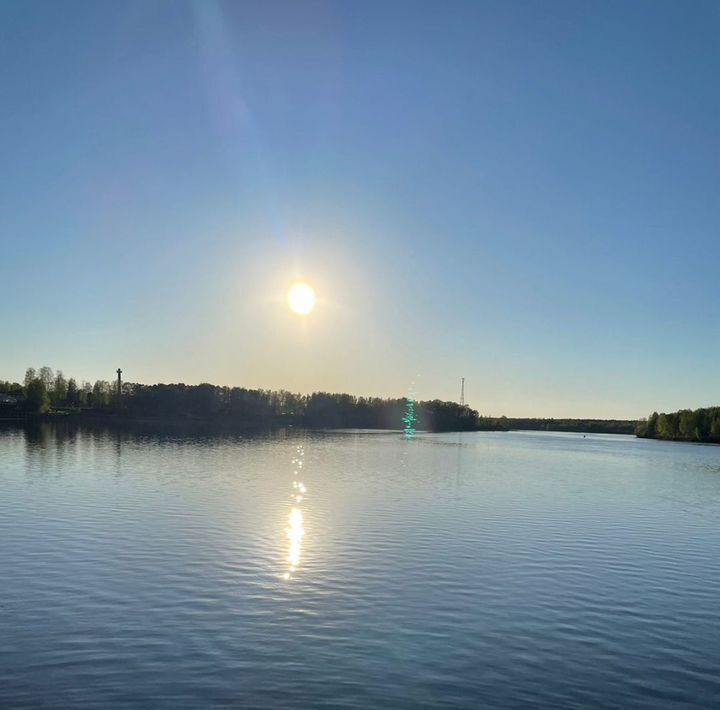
<box><xmin>283</xmin><ymin>444</ymin><xmax>306</xmax><ymax>580</ymax></box>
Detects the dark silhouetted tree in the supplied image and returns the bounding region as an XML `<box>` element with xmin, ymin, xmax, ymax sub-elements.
<box><xmin>25</xmin><ymin>379</ymin><xmax>50</xmax><ymax>414</ymax></box>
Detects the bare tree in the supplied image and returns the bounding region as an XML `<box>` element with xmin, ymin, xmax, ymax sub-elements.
<box><xmin>38</xmin><ymin>366</ymin><xmax>54</xmax><ymax>392</ymax></box>
<box><xmin>53</xmin><ymin>370</ymin><xmax>68</xmax><ymax>403</ymax></box>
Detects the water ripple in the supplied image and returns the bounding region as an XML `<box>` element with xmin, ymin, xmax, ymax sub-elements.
<box><xmin>1</xmin><ymin>425</ymin><xmax>720</xmax><ymax>707</ymax></box>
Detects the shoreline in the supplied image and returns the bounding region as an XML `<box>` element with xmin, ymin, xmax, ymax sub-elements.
<box><xmin>0</xmin><ymin>411</ymin><xmax>634</xmax><ymax>437</ymax></box>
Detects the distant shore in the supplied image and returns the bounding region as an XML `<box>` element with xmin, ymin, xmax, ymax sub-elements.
<box><xmin>0</xmin><ymin>410</ymin><xmax>505</xmax><ymax>434</ymax></box>
<box><xmin>3</xmin><ymin>371</ymin><xmax>643</xmax><ymax>436</ymax></box>
<box><xmin>0</xmin><ymin>410</ymin><xmax>637</xmax><ymax>436</ymax></box>
<box><xmin>635</xmin><ymin>407</ymin><xmax>720</xmax><ymax>445</ymax></box>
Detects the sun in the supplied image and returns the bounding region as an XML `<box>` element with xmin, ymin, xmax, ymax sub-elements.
<box><xmin>287</xmin><ymin>282</ymin><xmax>316</xmax><ymax>315</ymax></box>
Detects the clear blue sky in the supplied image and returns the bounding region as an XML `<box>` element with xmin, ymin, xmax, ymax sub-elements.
<box><xmin>2</xmin><ymin>0</ymin><xmax>719</xmax><ymax>418</ymax></box>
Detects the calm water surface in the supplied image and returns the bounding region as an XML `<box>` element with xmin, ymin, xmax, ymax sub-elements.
<box><xmin>2</xmin><ymin>425</ymin><xmax>720</xmax><ymax>708</ymax></box>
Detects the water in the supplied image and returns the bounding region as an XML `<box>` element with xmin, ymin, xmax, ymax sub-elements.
<box><xmin>2</xmin><ymin>424</ymin><xmax>720</xmax><ymax>708</ymax></box>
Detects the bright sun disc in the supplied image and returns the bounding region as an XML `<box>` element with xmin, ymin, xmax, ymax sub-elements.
<box><xmin>287</xmin><ymin>282</ymin><xmax>316</xmax><ymax>315</ymax></box>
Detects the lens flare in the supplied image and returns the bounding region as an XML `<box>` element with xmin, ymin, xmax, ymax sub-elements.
<box><xmin>403</xmin><ymin>397</ymin><xmax>417</xmax><ymax>439</ymax></box>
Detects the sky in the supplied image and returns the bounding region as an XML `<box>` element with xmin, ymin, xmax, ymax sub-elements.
<box><xmin>1</xmin><ymin>0</ymin><xmax>719</xmax><ymax>418</ymax></box>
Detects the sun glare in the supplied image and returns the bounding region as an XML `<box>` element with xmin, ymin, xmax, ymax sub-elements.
<box><xmin>287</xmin><ymin>282</ymin><xmax>316</xmax><ymax>316</ymax></box>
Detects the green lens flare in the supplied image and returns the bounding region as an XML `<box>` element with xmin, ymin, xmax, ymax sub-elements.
<box><xmin>403</xmin><ymin>397</ymin><xmax>416</xmax><ymax>439</ymax></box>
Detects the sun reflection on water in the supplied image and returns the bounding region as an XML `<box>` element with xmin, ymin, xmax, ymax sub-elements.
<box><xmin>282</xmin><ymin>444</ymin><xmax>307</xmax><ymax>581</ymax></box>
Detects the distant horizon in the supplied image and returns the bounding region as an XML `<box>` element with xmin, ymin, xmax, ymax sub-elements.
<box><xmin>6</xmin><ymin>363</ymin><xmax>712</xmax><ymax>422</ymax></box>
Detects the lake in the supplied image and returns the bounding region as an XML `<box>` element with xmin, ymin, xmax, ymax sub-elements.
<box><xmin>2</xmin><ymin>424</ymin><xmax>720</xmax><ymax>708</ymax></box>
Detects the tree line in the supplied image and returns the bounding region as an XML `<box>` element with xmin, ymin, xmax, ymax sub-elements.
<box><xmin>636</xmin><ymin>408</ymin><xmax>720</xmax><ymax>443</ymax></box>
<box><xmin>1</xmin><ymin>366</ymin><xmax>500</xmax><ymax>432</ymax></box>
<box><xmin>0</xmin><ymin>367</ymin><xmax>120</xmax><ymax>414</ymax></box>
<box><xmin>506</xmin><ymin>418</ymin><xmax>636</xmax><ymax>435</ymax></box>
<box><xmin>1</xmin><ymin>365</ymin><xmax>651</xmax><ymax>437</ymax></box>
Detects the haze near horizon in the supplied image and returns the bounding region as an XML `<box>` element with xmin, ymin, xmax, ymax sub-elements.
<box><xmin>2</xmin><ymin>0</ymin><xmax>719</xmax><ymax>419</ymax></box>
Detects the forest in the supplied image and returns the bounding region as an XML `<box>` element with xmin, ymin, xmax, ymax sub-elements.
<box><xmin>0</xmin><ymin>366</ymin><xmax>500</xmax><ymax>433</ymax></box>
<box><xmin>506</xmin><ymin>418</ymin><xmax>636</xmax><ymax>435</ymax></box>
<box><xmin>635</xmin><ymin>408</ymin><xmax>720</xmax><ymax>443</ymax></box>
<box><xmin>2</xmin><ymin>366</ymin><xmax>648</xmax><ymax>436</ymax></box>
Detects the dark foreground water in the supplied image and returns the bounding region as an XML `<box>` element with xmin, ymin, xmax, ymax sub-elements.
<box><xmin>1</xmin><ymin>424</ymin><xmax>720</xmax><ymax>708</ymax></box>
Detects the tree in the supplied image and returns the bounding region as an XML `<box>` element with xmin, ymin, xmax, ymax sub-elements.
<box><xmin>67</xmin><ymin>378</ymin><xmax>79</xmax><ymax>407</ymax></box>
<box><xmin>711</xmin><ymin>411</ymin><xmax>720</xmax><ymax>441</ymax></box>
<box><xmin>24</xmin><ymin>368</ymin><xmax>36</xmax><ymax>387</ymax></box>
<box><xmin>25</xmin><ymin>378</ymin><xmax>50</xmax><ymax>414</ymax></box>
<box><xmin>0</xmin><ymin>380</ymin><xmax>22</xmax><ymax>394</ymax></box>
<box><xmin>679</xmin><ymin>409</ymin><xmax>696</xmax><ymax>440</ymax></box>
<box><xmin>53</xmin><ymin>370</ymin><xmax>68</xmax><ymax>404</ymax></box>
<box><xmin>637</xmin><ymin>406</ymin><xmax>720</xmax><ymax>443</ymax></box>
<box><xmin>91</xmin><ymin>380</ymin><xmax>110</xmax><ymax>407</ymax></box>
<box><xmin>647</xmin><ymin>411</ymin><xmax>658</xmax><ymax>438</ymax></box>
<box><xmin>656</xmin><ymin>413</ymin><xmax>671</xmax><ymax>439</ymax></box>
<box><xmin>38</xmin><ymin>366</ymin><xmax>54</xmax><ymax>393</ymax></box>
<box><xmin>79</xmin><ymin>381</ymin><xmax>92</xmax><ymax>406</ymax></box>
<box><xmin>187</xmin><ymin>383</ymin><xmax>219</xmax><ymax>416</ymax></box>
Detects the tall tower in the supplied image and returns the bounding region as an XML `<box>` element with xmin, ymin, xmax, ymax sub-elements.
<box><xmin>116</xmin><ymin>368</ymin><xmax>122</xmax><ymax>403</ymax></box>
<box><xmin>460</xmin><ymin>377</ymin><xmax>465</xmax><ymax>406</ymax></box>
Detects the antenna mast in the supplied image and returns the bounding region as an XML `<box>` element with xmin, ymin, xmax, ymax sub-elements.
<box><xmin>460</xmin><ymin>377</ymin><xmax>465</xmax><ymax>406</ymax></box>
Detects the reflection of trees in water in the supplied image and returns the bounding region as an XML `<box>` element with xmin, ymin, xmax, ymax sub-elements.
<box><xmin>113</xmin><ymin>430</ymin><xmax>123</xmax><ymax>476</ymax></box>
<box><xmin>23</xmin><ymin>423</ymin><xmax>62</xmax><ymax>477</ymax></box>
<box><xmin>17</xmin><ymin>421</ymin><xmax>294</xmax><ymax>480</ymax></box>
<box><xmin>22</xmin><ymin>422</ymin><xmax>128</xmax><ymax>478</ymax></box>
<box><xmin>23</xmin><ymin>422</ymin><xmax>50</xmax><ymax>449</ymax></box>
<box><xmin>456</xmin><ymin>431</ymin><xmax>463</xmax><ymax>490</ymax></box>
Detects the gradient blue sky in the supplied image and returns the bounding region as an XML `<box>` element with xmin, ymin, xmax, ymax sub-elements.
<box><xmin>2</xmin><ymin>0</ymin><xmax>719</xmax><ymax>418</ymax></box>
